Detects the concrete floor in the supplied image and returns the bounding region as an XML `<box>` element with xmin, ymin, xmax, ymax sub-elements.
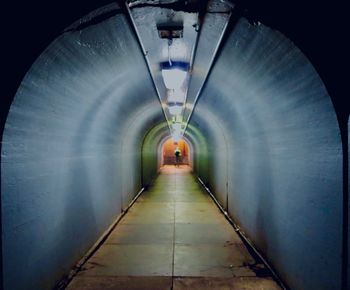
<box><xmin>66</xmin><ymin>166</ymin><xmax>281</xmax><ymax>290</ymax></box>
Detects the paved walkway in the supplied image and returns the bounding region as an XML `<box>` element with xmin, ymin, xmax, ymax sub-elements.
<box><xmin>67</xmin><ymin>166</ymin><xmax>280</xmax><ymax>290</ymax></box>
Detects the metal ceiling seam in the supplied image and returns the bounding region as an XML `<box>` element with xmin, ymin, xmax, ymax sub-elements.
<box><xmin>123</xmin><ymin>1</ymin><xmax>172</xmax><ymax>134</ymax></box>
<box><xmin>182</xmin><ymin>6</ymin><xmax>233</xmax><ymax>133</ymax></box>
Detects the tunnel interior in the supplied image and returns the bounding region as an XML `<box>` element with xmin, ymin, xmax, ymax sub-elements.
<box><xmin>162</xmin><ymin>138</ymin><xmax>191</xmax><ymax>165</ymax></box>
<box><xmin>1</xmin><ymin>1</ymin><xmax>348</xmax><ymax>290</ymax></box>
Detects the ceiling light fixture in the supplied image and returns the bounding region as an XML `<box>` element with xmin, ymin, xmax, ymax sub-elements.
<box><xmin>172</xmin><ymin>133</ymin><xmax>181</xmax><ymax>143</ymax></box>
<box><xmin>172</xmin><ymin>123</ymin><xmax>182</xmax><ymax>131</ymax></box>
<box><xmin>168</xmin><ymin>104</ymin><xmax>183</xmax><ymax>115</ymax></box>
<box><xmin>172</xmin><ymin>126</ymin><xmax>182</xmax><ymax>142</ymax></box>
<box><xmin>162</xmin><ymin>68</ymin><xmax>187</xmax><ymax>90</ymax></box>
<box><xmin>168</xmin><ymin>89</ymin><xmax>186</xmax><ymax>103</ymax></box>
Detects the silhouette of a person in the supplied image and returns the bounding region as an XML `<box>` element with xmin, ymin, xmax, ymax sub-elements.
<box><xmin>174</xmin><ymin>147</ymin><xmax>181</xmax><ymax>167</ymax></box>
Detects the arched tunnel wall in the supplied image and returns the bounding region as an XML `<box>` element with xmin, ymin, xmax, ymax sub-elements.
<box><xmin>142</xmin><ymin>123</ymin><xmax>196</xmax><ymax>185</ymax></box>
<box><xmin>142</xmin><ymin>123</ymin><xmax>167</xmax><ymax>186</ymax></box>
<box><xmin>185</xmin><ymin>124</ymin><xmax>209</xmax><ymax>181</ymax></box>
<box><xmin>189</xmin><ymin>18</ymin><xmax>343</xmax><ymax>290</ymax></box>
<box><xmin>0</xmin><ymin>3</ymin><xmax>347</xmax><ymax>290</ymax></box>
<box><xmin>1</xmin><ymin>4</ymin><xmax>165</xmax><ymax>290</ymax></box>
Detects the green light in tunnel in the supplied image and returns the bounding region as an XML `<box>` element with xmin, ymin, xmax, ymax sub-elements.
<box><xmin>172</xmin><ymin>115</ymin><xmax>183</xmax><ymax>122</ymax></box>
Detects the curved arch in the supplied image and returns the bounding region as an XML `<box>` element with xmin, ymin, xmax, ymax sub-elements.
<box><xmin>189</xmin><ymin>106</ymin><xmax>230</xmax><ymax>209</ymax></box>
<box><xmin>0</xmin><ymin>2</ymin><xmax>346</xmax><ymax>290</ymax></box>
<box><xmin>158</xmin><ymin>135</ymin><xmax>194</xmax><ymax>168</ymax></box>
<box><xmin>141</xmin><ymin>122</ymin><xmax>169</xmax><ymax>186</ymax></box>
<box><xmin>120</xmin><ymin>102</ymin><xmax>164</xmax><ymax>208</ymax></box>
<box><xmin>184</xmin><ymin>124</ymin><xmax>209</xmax><ymax>178</ymax></box>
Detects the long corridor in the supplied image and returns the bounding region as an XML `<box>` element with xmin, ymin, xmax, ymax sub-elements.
<box><xmin>66</xmin><ymin>166</ymin><xmax>281</xmax><ymax>290</ymax></box>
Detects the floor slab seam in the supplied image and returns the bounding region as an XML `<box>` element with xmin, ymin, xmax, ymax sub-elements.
<box><xmin>66</xmin><ymin>166</ymin><xmax>281</xmax><ymax>290</ymax></box>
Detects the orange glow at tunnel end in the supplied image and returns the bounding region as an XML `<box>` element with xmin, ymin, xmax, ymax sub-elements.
<box><xmin>162</xmin><ymin>138</ymin><xmax>190</xmax><ymax>165</ymax></box>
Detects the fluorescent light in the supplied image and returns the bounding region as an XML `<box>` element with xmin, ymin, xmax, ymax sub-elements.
<box><xmin>172</xmin><ymin>122</ymin><xmax>183</xmax><ymax>142</ymax></box>
<box><xmin>172</xmin><ymin>123</ymin><xmax>182</xmax><ymax>131</ymax></box>
<box><xmin>162</xmin><ymin>68</ymin><xmax>187</xmax><ymax>90</ymax></box>
<box><xmin>168</xmin><ymin>105</ymin><xmax>182</xmax><ymax>115</ymax></box>
<box><xmin>172</xmin><ymin>129</ymin><xmax>182</xmax><ymax>142</ymax></box>
<box><xmin>172</xmin><ymin>133</ymin><xmax>181</xmax><ymax>142</ymax></box>
<box><xmin>168</xmin><ymin>89</ymin><xmax>186</xmax><ymax>103</ymax></box>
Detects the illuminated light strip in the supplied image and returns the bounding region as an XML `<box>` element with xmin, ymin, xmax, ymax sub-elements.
<box><xmin>161</xmin><ymin>68</ymin><xmax>187</xmax><ymax>90</ymax></box>
<box><xmin>167</xmin><ymin>89</ymin><xmax>186</xmax><ymax>103</ymax></box>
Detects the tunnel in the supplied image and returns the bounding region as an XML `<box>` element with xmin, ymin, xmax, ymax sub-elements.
<box><xmin>1</xmin><ymin>0</ymin><xmax>348</xmax><ymax>290</ymax></box>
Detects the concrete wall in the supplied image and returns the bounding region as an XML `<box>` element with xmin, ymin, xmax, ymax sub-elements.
<box><xmin>1</xmin><ymin>4</ymin><xmax>345</xmax><ymax>290</ymax></box>
<box><xmin>190</xmin><ymin>18</ymin><xmax>343</xmax><ymax>290</ymax></box>
<box><xmin>185</xmin><ymin>124</ymin><xmax>209</xmax><ymax>182</ymax></box>
<box><xmin>142</xmin><ymin>122</ymin><xmax>169</xmax><ymax>187</ymax></box>
<box><xmin>1</xmin><ymin>4</ymin><xmax>164</xmax><ymax>290</ymax></box>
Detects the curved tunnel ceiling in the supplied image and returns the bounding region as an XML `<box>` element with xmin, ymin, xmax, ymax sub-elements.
<box><xmin>3</xmin><ymin>0</ymin><xmax>347</xmax><ymax>132</ymax></box>
<box><xmin>1</xmin><ymin>1</ymin><xmax>348</xmax><ymax>290</ymax></box>
<box><xmin>127</xmin><ymin>0</ymin><xmax>234</xmax><ymax>139</ymax></box>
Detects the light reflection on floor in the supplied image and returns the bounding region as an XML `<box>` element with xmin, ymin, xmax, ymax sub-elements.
<box><xmin>67</xmin><ymin>165</ymin><xmax>280</xmax><ymax>290</ymax></box>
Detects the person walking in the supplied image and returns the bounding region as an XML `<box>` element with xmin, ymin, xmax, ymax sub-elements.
<box><xmin>174</xmin><ymin>147</ymin><xmax>181</xmax><ymax>167</ymax></box>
